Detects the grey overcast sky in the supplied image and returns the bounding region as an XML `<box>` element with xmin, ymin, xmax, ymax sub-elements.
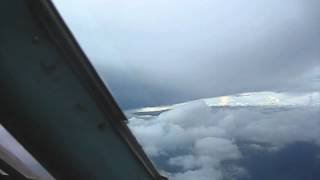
<box><xmin>50</xmin><ymin>1</ymin><xmax>320</xmax><ymax>180</ymax></box>
<box><xmin>54</xmin><ymin>0</ymin><xmax>320</xmax><ymax>109</ymax></box>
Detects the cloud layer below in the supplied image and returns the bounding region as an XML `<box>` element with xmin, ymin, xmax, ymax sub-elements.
<box><xmin>129</xmin><ymin>100</ymin><xmax>320</xmax><ymax>180</ymax></box>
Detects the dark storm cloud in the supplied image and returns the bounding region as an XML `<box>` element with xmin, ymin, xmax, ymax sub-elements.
<box><xmin>54</xmin><ymin>0</ymin><xmax>320</xmax><ymax>109</ymax></box>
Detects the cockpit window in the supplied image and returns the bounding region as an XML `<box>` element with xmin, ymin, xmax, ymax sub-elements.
<box><xmin>53</xmin><ymin>0</ymin><xmax>320</xmax><ymax>179</ymax></box>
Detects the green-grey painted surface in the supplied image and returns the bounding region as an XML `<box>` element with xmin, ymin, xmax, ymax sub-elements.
<box><xmin>0</xmin><ymin>0</ymin><xmax>165</xmax><ymax>179</ymax></box>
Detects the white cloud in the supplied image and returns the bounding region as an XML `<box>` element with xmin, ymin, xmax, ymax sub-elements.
<box><xmin>128</xmin><ymin>99</ymin><xmax>320</xmax><ymax>179</ymax></box>
<box><xmin>171</xmin><ymin>168</ymin><xmax>222</xmax><ymax>180</ymax></box>
<box><xmin>194</xmin><ymin>137</ymin><xmax>241</xmax><ymax>163</ymax></box>
<box><xmin>217</xmin><ymin>107</ymin><xmax>320</xmax><ymax>147</ymax></box>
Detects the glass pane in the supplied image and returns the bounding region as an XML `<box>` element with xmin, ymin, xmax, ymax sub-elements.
<box><xmin>54</xmin><ymin>1</ymin><xmax>320</xmax><ymax>179</ymax></box>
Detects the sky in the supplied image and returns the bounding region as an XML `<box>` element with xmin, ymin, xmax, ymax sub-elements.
<box><xmin>53</xmin><ymin>0</ymin><xmax>320</xmax><ymax>109</ymax></box>
<box><xmin>52</xmin><ymin>0</ymin><xmax>320</xmax><ymax>179</ymax></box>
<box><xmin>0</xmin><ymin>1</ymin><xmax>319</xmax><ymax>180</ymax></box>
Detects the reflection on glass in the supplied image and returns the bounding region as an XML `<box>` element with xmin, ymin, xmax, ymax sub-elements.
<box><xmin>54</xmin><ymin>0</ymin><xmax>320</xmax><ymax>179</ymax></box>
